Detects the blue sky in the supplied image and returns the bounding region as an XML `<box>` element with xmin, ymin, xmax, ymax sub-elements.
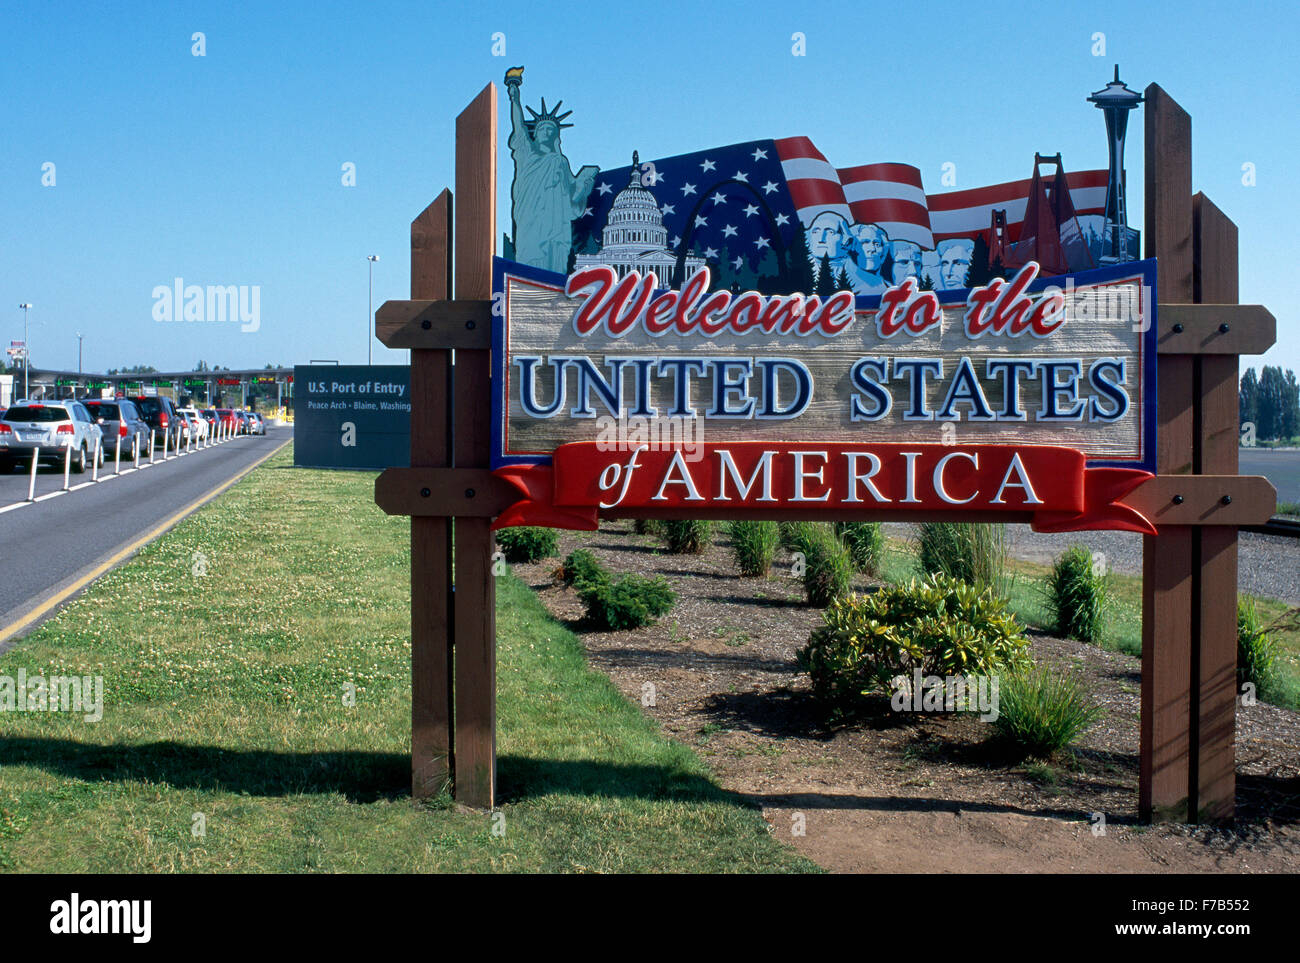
<box><xmin>2</xmin><ymin>0</ymin><xmax>1296</xmax><ymax>375</ymax></box>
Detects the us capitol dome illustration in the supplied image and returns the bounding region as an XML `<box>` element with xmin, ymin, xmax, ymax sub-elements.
<box><xmin>574</xmin><ymin>151</ymin><xmax>706</xmax><ymax>284</ymax></box>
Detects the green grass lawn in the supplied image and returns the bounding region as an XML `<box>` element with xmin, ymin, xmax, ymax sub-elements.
<box><xmin>0</xmin><ymin>447</ymin><xmax>817</xmax><ymax>873</ymax></box>
<box><xmin>879</xmin><ymin>535</ymin><xmax>1300</xmax><ymax>710</ymax></box>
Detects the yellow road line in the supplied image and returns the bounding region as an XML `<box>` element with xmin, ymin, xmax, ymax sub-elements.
<box><xmin>0</xmin><ymin>437</ymin><xmax>291</xmax><ymax>646</ymax></box>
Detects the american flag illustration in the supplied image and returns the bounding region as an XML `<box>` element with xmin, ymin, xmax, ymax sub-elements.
<box><xmin>571</xmin><ymin>135</ymin><xmax>1112</xmax><ymax>289</ymax></box>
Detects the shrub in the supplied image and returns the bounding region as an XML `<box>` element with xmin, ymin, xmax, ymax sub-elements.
<box><xmin>662</xmin><ymin>519</ymin><xmax>712</xmax><ymax>554</ymax></box>
<box><xmin>633</xmin><ymin>518</ymin><xmax>665</xmax><ymax>537</ymax></box>
<box><xmin>1044</xmin><ymin>545</ymin><xmax>1108</xmax><ymax>644</ymax></box>
<box><xmin>495</xmin><ymin>526</ymin><xmax>559</xmax><ymax>564</ymax></box>
<box><xmin>916</xmin><ymin>522</ymin><xmax>1009</xmax><ymax>595</ymax></box>
<box><xmin>579</xmin><ymin>574</ymin><xmax>677</xmax><ymax>630</ymax></box>
<box><xmin>779</xmin><ymin>520</ymin><xmax>818</xmax><ymax>555</ymax></box>
<box><xmin>727</xmin><ymin>520</ymin><xmax>780</xmax><ymax>577</ymax></box>
<box><xmin>835</xmin><ymin>521</ymin><xmax>884</xmax><ymax>576</ymax></box>
<box><xmin>1237</xmin><ymin>596</ymin><xmax>1278</xmax><ymax>690</ymax></box>
<box><xmin>802</xmin><ymin>524</ymin><xmax>853</xmax><ymax>607</ymax></box>
<box><xmin>992</xmin><ymin>665</ymin><xmax>1104</xmax><ymax>759</ymax></box>
<box><xmin>561</xmin><ymin>549</ymin><xmax>606</xmax><ymax>589</ymax></box>
<box><xmin>796</xmin><ymin>574</ymin><xmax>1030</xmax><ymax>712</ymax></box>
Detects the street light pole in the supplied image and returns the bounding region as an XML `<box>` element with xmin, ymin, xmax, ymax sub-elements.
<box><xmin>367</xmin><ymin>255</ymin><xmax>380</xmax><ymax>365</ymax></box>
<box><xmin>18</xmin><ymin>304</ymin><xmax>32</xmax><ymax>400</ymax></box>
<box><xmin>76</xmin><ymin>332</ymin><xmax>83</xmax><ymax>384</ymax></box>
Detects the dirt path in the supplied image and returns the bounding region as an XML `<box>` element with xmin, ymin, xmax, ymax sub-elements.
<box><xmin>512</xmin><ymin>522</ymin><xmax>1300</xmax><ymax>874</ymax></box>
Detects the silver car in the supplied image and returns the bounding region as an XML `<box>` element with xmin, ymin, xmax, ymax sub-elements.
<box><xmin>83</xmin><ymin>398</ymin><xmax>149</xmax><ymax>461</ymax></box>
<box><xmin>0</xmin><ymin>401</ymin><xmax>105</xmax><ymax>473</ymax></box>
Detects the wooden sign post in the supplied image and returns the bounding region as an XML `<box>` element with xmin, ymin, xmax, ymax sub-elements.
<box><xmin>377</xmin><ymin>81</ymin><xmax>1275</xmax><ymax>819</ymax></box>
<box><xmin>1139</xmin><ymin>85</ymin><xmax>1274</xmax><ymax>821</ymax></box>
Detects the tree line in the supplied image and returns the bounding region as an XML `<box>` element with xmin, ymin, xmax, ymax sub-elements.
<box><xmin>1240</xmin><ymin>366</ymin><xmax>1300</xmax><ymax>442</ymax></box>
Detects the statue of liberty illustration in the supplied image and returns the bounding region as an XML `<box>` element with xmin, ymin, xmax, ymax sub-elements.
<box><xmin>505</xmin><ymin>66</ymin><xmax>598</xmax><ymax>274</ymax></box>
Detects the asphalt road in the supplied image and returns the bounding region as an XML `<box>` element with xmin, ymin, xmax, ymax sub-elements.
<box><xmin>1240</xmin><ymin>447</ymin><xmax>1300</xmax><ymax>504</ymax></box>
<box><xmin>0</xmin><ymin>426</ymin><xmax>292</xmax><ymax>647</ymax></box>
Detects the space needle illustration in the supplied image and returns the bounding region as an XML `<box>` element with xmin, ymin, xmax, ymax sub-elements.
<box><xmin>1088</xmin><ymin>65</ymin><xmax>1144</xmax><ymax>264</ymax></box>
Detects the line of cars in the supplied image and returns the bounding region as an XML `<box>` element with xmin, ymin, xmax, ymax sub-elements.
<box><xmin>0</xmin><ymin>395</ymin><xmax>267</xmax><ymax>473</ymax></box>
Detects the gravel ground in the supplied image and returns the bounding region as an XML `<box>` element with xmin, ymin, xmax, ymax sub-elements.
<box><xmin>883</xmin><ymin>523</ymin><xmax>1300</xmax><ymax>606</ymax></box>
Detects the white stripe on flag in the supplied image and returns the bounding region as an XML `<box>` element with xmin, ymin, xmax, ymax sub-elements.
<box><xmin>930</xmin><ymin>197</ymin><xmax>1029</xmax><ymax>235</ymax></box>
<box><xmin>780</xmin><ymin>156</ymin><xmax>841</xmax><ymax>184</ymax></box>
<box><xmin>929</xmin><ymin>185</ymin><xmax>1108</xmax><ymax>236</ymax></box>
<box><xmin>843</xmin><ymin>179</ymin><xmax>928</xmax><ymax>208</ymax></box>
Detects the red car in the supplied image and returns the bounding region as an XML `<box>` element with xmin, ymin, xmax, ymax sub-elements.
<box><xmin>214</xmin><ymin>408</ymin><xmax>240</xmax><ymax>433</ymax></box>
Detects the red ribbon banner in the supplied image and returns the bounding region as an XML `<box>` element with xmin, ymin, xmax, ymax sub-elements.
<box><xmin>492</xmin><ymin>443</ymin><xmax>1155</xmax><ymax>536</ymax></box>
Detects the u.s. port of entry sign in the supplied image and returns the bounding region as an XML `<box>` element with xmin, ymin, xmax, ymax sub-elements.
<box><xmin>489</xmin><ymin>256</ymin><xmax>1158</xmax><ymax>534</ymax></box>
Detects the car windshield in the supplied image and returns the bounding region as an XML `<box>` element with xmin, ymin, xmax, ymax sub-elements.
<box><xmin>85</xmin><ymin>403</ymin><xmax>120</xmax><ymax>419</ymax></box>
<box><xmin>3</xmin><ymin>406</ymin><xmax>70</xmax><ymax>422</ymax></box>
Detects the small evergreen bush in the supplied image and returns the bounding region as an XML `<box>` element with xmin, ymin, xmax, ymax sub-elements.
<box><xmin>495</xmin><ymin>526</ymin><xmax>559</xmax><ymax>564</ymax></box>
<box><xmin>579</xmin><ymin>575</ymin><xmax>677</xmax><ymax>630</ymax></box>
<box><xmin>561</xmin><ymin>549</ymin><xmax>606</xmax><ymax>589</ymax></box>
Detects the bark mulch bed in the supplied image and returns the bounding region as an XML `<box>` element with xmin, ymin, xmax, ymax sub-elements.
<box><xmin>508</xmin><ymin>521</ymin><xmax>1300</xmax><ymax>873</ymax></box>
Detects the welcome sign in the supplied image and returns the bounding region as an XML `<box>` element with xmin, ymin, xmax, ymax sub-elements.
<box><xmin>490</xmin><ymin>255</ymin><xmax>1157</xmax><ymax>533</ymax></box>
<box><xmin>489</xmin><ymin>68</ymin><xmax>1157</xmax><ymax>535</ymax></box>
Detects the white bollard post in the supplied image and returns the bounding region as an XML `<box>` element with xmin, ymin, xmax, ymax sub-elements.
<box><xmin>134</xmin><ymin>434</ymin><xmax>141</xmax><ymax>468</ymax></box>
<box><xmin>63</xmin><ymin>443</ymin><xmax>72</xmax><ymax>490</ymax></box>
<box><xmin>92</xmin><ymin>437</ymin><xmax>100</xmax><ymax>482</ymax></box>
<box><xmin>27</xmin><ymin>448</ymin><xmax>39</xmax><ymax>502</ymax></box>
<box><xmin>115</xmin><ymin>433</ymin><xmax>122</xmax><ymax>474</ymax></box>
<box><xmin>162</xmin><ymin>427</ymin><xmax>169</xmax><ymax>460</ymax></box>
<box><xmin>150</xmin><ymin>430</ymin><xmax>157</xmax><ymax>464</ymax></box>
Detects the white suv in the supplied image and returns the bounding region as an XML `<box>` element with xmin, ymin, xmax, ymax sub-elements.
<box><xmin>177</xmin><ymin>407</ymin><xmax>209</xmax><ymax>441</ymax></box>
<box><xmin>0</xmin><ymin>401</ymin><xmax>105</xmax><ymax>473</ymax></box>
